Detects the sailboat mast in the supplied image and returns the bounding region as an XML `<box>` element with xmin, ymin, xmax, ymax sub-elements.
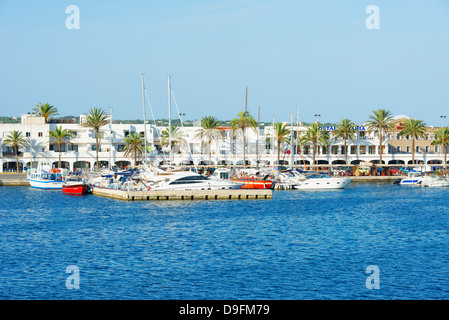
<box><xmin>257</xmin><ymin>105</ymin><xmax>260</xmax><ymax>168</ymax></box>
<box><xmin>141</xmin><ymin>73</ymin><xmax>147</xmax><ymax>164</ymax></box>
<box><xmin>109</xmin><ymin>107</ymin><xmax>113</xmax><ymax>170</ymax></box>
<box><xmin>290</xmin><ymin>111</ymin><xmax>294</xmax><ymax>169</ymax></box>
<box><xmin>168</xmin><ymin>75</ymin><xmax>172</xmax><ymax>164</ymax></box>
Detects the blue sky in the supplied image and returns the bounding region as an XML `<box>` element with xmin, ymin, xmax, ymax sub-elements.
<box><xmin>0</xmin><ymin>0</ymin><xmax>448</xmax><ymax>125</ymax></box>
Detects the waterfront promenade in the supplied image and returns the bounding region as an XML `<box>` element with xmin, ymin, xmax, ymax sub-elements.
<box><xmin>0</xmin><ymin>173</ymin><xmax>28</xmax><ymax>186</ymax></box>
<box><xmin>0</xmin><ymin>172</ymin><xmax>403</xmax><ymax>187</ymax></box>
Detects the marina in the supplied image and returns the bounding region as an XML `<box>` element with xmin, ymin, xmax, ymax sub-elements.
<box><xmin>2</xmin><ymin>183</ymin><xmax>449</xmax><ymax>300</ymax></box>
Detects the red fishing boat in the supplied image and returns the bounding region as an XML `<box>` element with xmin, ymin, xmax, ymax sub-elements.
<box><xmin>230</xmin><ymin>177</ymin><xmax>273</xmax><ymax>189</ymax></box>
<box><xmin>62</xmin><ymin>179</ymin><xmax>89</xmax><ymax>195</ymax></box>
<box><xmin>230</xmin><ymin>168</ymin><xmax>274</xmax><ymax>189</ymax></box>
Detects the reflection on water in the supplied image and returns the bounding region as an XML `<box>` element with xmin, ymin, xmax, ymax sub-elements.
<box><xmin>1</xmin><ymin>184</ymin><xmax>449</xmax><ymax>299</ymax></box>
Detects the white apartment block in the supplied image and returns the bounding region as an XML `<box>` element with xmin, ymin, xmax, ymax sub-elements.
<box><xmin>0</xmin><ymin>114</ymin><xmax>446</xmax><ymax>172</ymax></box>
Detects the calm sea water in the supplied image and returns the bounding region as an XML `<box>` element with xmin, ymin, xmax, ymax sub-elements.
<box><xmin>1</xmin><ymin>183</ymin><xmax>449</xmax><ymax>300</ymax></box>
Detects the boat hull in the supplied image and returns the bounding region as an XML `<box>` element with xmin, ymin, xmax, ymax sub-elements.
<box><xmin>28</xmin><ymin>179</ymin><xmax>63</xmax><ymax>189</ymax></box>
<box><xmin>294</xmin><ymin>177</ymin><xmax>351</xmax><ymax>190</ymax></box>
<box><xmin>62</xmin><ymin>183</ymin><xmax>89</xmax><ymax>195</ymax></box>
<box><xmin>231</xmin><ymin>179</ymin><xmax>273</xmax><ymax>189</ymax></box>
<box><xmin>399</xmin><ymin>179</ymin><xmax>422</xmax><ymax>185</ymax></box>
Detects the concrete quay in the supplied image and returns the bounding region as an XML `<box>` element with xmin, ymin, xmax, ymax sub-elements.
<box><xmin>91</xmin><ymin>187</ymin><xmax>272</xmax><ymax>201</ymax></box>
<box><xmin>350</xmin><ymin>176</ymin><xmax>401</xmax><ymax>183</ymax></box>
<box><xmin>0</xmin><ymin>173</ymin><xmax>29</xmax><ymax>186</ymax></box>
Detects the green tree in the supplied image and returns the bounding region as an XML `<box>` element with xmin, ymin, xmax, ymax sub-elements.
<box><xmin>271</xmin><ymin>122</ymin><xmax>291</xmax><ymax>167</ymax></box>
<box><xmin>81</xmin><ymin>108</ymin><xmax>109</xmax><ymax>171</ymax></box>
<box><xmin>123</xmin><ymin>132</ymin><xmax>145</xmax><ymax>166</ymax></box>
<box><xmin>161</xmin><ymin>125</ymin><xmax>185</xmax><ymax>156</ymax></box>
<box><xmin>333</xmin><ymin>118</ymin><xmax>357</xmax><ymax>165</ymax></box>
<box><xmin>399</xmin><ymin>118</ymin><xmax>427</xmax><ymax>166</ymax></box>
<box><xmin>432</xmin><ymin>127</ymin><xmax>449</xmax><ymax>171</ymax></box>
<box><xmin>195</xmin><ymin>116</ymin><xmax>221</xmax><ymax>164</ymax></box>
<box><xmin>2</xmin><ymin>130</ymin><xmax>28</xmax><ymax>172</ymax></box>
<box><xmin>49</xmin><ymin>126</ymin><xmax>72</xmax><ymax>169</ymax></box>
<box><xmin>230</xmin><ymin>111</ymin><xmax>257</xmax><ymax>166</ymax></box>
<box><xmin>300</xmin><ymin>122</ymin><xmax>329</xmax><ymax>167</ymax></box>
<box><xmin>366</xmin><ymin>109</ymin><xmax>395</xmax><ymax>164</ymax></box>
<box><xmin>33</xmin><ymin>102</ymin><xmax>59</xmax><ymax>123</ymax></box>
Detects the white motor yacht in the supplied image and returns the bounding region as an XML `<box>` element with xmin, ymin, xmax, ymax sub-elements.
<box><xmin>420</xmin><ymin>173</ymin><xmax>449</xmax><ymax>188</ymax></box>
<box><xmin>149</xmin><ymin>170</ymin><xmax>243</xmax><ymax>191</ymax></box>
<box><xmin>290</xmin><ymin>170</ymin><xmax>351</xmax><ymax>190</ymax></box>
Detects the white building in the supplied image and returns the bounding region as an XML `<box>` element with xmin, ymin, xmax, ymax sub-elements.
<box><xmin>0</xmin><ymin>114</ymin><xmax>446</xmax><ymax>172</ymax></box>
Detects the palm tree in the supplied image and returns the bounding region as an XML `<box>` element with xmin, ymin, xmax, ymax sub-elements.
<box><xmin>399</xmin><ymin>118</ymin><xmax>427</xmax><ymax>166</ymax></box>
<box><xmin>2</xmin><ymin>130</ymin><xmax>28</xmax><ymax>172</ymax></box>
<box><xmin>300</xmin><ymin>122</ymin><xmax>329</xmax><ymax>167</ymax></box>
<box><xmin>366</xmin><ymin>109</ymin><xmax>395</xmax><ymax>164</ymax></box>
<box><xmin>333</xmin><ymin>118</ymin><xmax>357</xmax><ymax>164</ymax></box>
<box><xmin>271</xmin><ymin>122</ymin><xmax>291</xmax><ymax>167</ymax></box>
<box><xmin>33</xmin><ymin>102</ymin><xmax>59</xmax><ymax>123</ymax></box>
<box><xmin>123</xmin><ymin>132</ymin><xmax>145</xmax><ymax>166</ymax></box>
<box><xmin>432</xmin><ymin>127</ymin><xmax>449</xmax><ymax>171</ymax></box>
<box><xmin>195</xmin><ymin>116</ymin><xmax>221</xmax><ymax>164</ymax></box>
<box><xmin>230</xmin><ymin>111</ymin><xmax>257</xmax><ymax>166</ymax></box>
<box><xmin>81</xmin><ymin>108</ymin><xmax>109</xmax><ymax>171</ymax></box>
<box><xmin>161</xmin><ymin>125</ymin><xmax>185</xmax><ymax>157</ymax></box>
<box><xmin>49</xmin><ymin>126</ymin><xmax>72</xmax><ymax>169</ymax></box>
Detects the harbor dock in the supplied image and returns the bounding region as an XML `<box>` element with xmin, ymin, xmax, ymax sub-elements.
<box><xmin>0</xmin><ymin>173</ymin><xmax>29</xmax><ymax>186</ymax></box>
<box><xmin>91</xmin><ymin>187</ymin><xmax>273</xmax><ymax>201</ymax></box>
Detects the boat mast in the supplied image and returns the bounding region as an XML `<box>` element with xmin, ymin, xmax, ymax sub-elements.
<box><xmin>290</xmin><ymin>111</ymin><xmax>294</xmax><ymax>169</ymax></box>
<box><xmin>109</xmin><ymin>107</ymin><xmax>113</xmax><ymax>170</ymax></box>
<box><xmin>141</xmin><ymin>73</ymin><xmax>147</xmax><ymax>164</ymax></box>
<box><xmin>168</xmin><ymin>75</ymin><xmax>172</xmax><ymax>164</ymax></box>
<box><xmin>256</xmin><ymin>105</ymin><xmax>260</xmax><ymax>168</ymax></box>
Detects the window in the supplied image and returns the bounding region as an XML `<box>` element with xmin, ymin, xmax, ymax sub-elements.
<box><xmin>396</xmin><ymin>134</ymin><xmax>401</xmax><ymax>140</ymax></box>
<box><xmin>416</xmin><ymin>146</ymin><xmax>420</xmax><ymax>153</ymax></box>
<box><xmin>68</xmin><ymin>144</ymin><xmax>78</xmax><ymax>152</ymax></box>
<box><xmin>425</xmin><ymin>146</ymin><xmax>430</xmax><ymax>153</ymax></box>
<box><xmin>69</xmin><ymin>131</ymin><xmax>78</xmax><ymax>138</ymax></box>
<box><xmin>26</xmin><ymin>132</ymin><xmax>31</xmax><ymax>137</ymax></box>
<box><xmin>368</xmin><ymin>146</ymin><xmax>376</xmax><ymax>154</ymax></box>
<box><xmin>117</xmin><ymin>144</ymin><xmax>125</xmax><ymax>152</ymax></box>
<box><xmin>350</xmin><ymin>146</ymin><xmax>357</xmax><ymax>154</ymax></box>
<box><xmin>169</xmin><ymin>176</ymin><xmax>208</xmax><ymax>185</ymax></box>
<box><xmin>94</xmin><ymin>132</ymin><xmax>104</xmax><ymax>139</ymax></box>
<box><xmin>435</xmin><ymin>146</ymin><xmax>439</xmax><ymax>153</ymax></box>
<box><xmin>406</xmin><ymin>146</ymin><xmax>411</xmax><ymax>153</ymax></box>
<box><xmin>38</xmin><ymin>132</ymin><xmax>43</xmax><ymax>137</ymax></box>
<box><xmin>91</xmin><ymin>145</ymin><xmax>101</xmax><ymax>151</ymax></box>
<box><xmin>304</xmin><ymin>146</ymin><xmax>309</xmax><ymax>155</ymax></box>
<box><xmin>396</xmin><ymin>146</ymin><xmax>401</xmax><ymax>153</ymax></box>
<box><xmin>124</xmin><ymin>130</ymin><xmax>130</xmax><ymax>137</ymax></box>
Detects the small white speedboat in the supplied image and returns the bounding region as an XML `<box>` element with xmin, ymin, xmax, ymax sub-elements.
<box><xmin>398</xmin><ymin>171</ymin><xmax>424</xmax><ymax>185</ymax></box>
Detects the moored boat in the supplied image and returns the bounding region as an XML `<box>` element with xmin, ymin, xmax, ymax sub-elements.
<box><xmin>62</xmin><ymin>178</ymin><xmax>89</xmax><ymax>195</ymax></box>
<box><xmin>27</xmin><ymin>161</ymin><xmax>67</xmax><ymax>189</ymax></box>
<box><xmin>230</xmin><ymin>168</ymin><xmax>274</xmax><ymax>189</ymax></box>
